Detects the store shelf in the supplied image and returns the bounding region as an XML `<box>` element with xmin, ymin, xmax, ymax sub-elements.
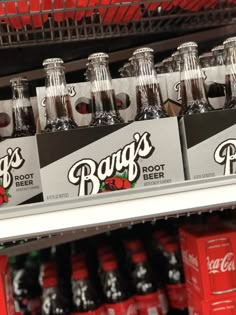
<box><xmin>0</xmin><ymin>0</ymin><xmax>235</xmax><ymax>48</ymax></box>
<box><xmin>0</xmin><ymin>175</ymin><xmax>236</xmax><ymax>249</ymax></box>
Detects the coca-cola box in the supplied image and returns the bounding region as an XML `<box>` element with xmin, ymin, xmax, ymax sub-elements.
<box><xmin>0</xmin><ymin>136</ymin><xmax>43</xmax><ymax>208</ymax></box>
<box><xmin>187</xmin><ymin>284</ymin><xmax>236</xmax><ymax>315</ymax></box>
<box><xmin>36</xmin><ymin>118</ymin><xmax>184</xmax><ymax>202</ymax></box>
<box><xmin>179</xmin><ymin>224</ymin><xmax>236</xmax><ymax>301</ymax></box>
<box><xmin>179</xmin><ymin>108</ymin><xmax>236</xmax><ymax>180</ymax></box>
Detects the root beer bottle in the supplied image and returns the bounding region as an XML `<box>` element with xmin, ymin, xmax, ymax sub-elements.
<box><xmin>88</xmin><ymin>52</ymin><xmax>124</xmax><ymax>126</ymax></box>
<box><xmin>162</xmin><ymin>57</ymin><xmax>174</xmax><ymax>73</ymax></box>
<box><xmin>177</xmin><ymin>42</ymin><xmax>214</xmax><ymax>115</ymax></box>
<box><xmin>10</xmin><ymin>77</ymin><xmax>36</xmax><ymax>138</ymax></box>
<box><xmin>224</xmin><ymin>37</ymin><xmax>236</xmax><ymax>109</ymax></box>
<box><xmin>133</xmin><ymin>47</ymin><xmax>168</xmax><ymax>121</ymax></box>
<box><xmin>43</xmin><ymin>58</ymin><xmax>78</xmax><ymax>132</ymax></box>
<box><xmin>199</xmin><ymin>52</ymin><xmax>214</xmax><ymax>68</ymax></box>
<box><xmin>211</xmin><ymin>45</ymin><xmax>225</xmax><ymax>66</ymax></box>
<box><xmin>171</xmin><ymin>51</ymin><xmax>181</xmax><ymax>72</ymax></box>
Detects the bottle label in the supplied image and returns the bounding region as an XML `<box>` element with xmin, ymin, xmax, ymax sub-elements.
<box><xmin>71</xmin><ymin>305</ymin><xmax>106</xmax><ymax>315</ymax></box>
<box><xmin>106</xmin><ymin>297</ymin><xmax>138</xmax><ymax>315</ymax></box>
<box><xmin>135</xmin><ymin>291</ymin><xmax>168</xmax><ymax>315</ymax></box>
<box><xmin>166</xmin><ymin>283</ymin><xmax>188</xmax><ymax>310</ymax></box>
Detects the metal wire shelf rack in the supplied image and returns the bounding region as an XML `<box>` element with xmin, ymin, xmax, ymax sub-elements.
<box><xmin>0</xmin><ymin>0</ymin><xmax>235</xmax><ymax>48</ymax></box>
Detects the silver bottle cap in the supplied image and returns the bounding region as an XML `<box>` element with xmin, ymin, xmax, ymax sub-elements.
<box><xmin>10</xmin><ymin>77</ymin><xmax>28</xmax><ymax>86</ymax></box>
<box><xmin>162</xmin><ymin>57</ymin><xmax>173</xmax><ymax>64</ymax></box>
<box><xmin>43</xmin><ymin>58</ymin><xmax>64</xmax><ymax>67</ymax></box>
<box><xmin>199</xmin><ymin>52</ymin><xmax>213</xmax><ymax>59</ymax></box>
<box><xmin>133</xmin><ymin>47</ymin><xmax>154</xmax><ymax>56</ymax></box>
<box><xmin>88</xmin><ymin>52</ymin><xmax>109</xmax><ymax>61</ymax></box>
<box><xmin>211</xmin><ymin>45</ymin><xmax>224</xmax><ymax>52</ymax></box>
<box><xmin>171</xmin><ymin>51</ymin><xmax>180</xmax><ymax>58</ymax></box>
<box><xmin>223</xmin><ymin>37</ymin><xmax>236</xmax><ymax>48</ymax></box>
<box><xmin>177</xmin><ymin>42</ymin><xmax>198</xmax><ymax>53</ymax></box>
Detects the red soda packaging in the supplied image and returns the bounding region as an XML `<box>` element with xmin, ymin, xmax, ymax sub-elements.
<box><xmin>179</xmin><ymin>224</ymin><xmax>236</xmax><ymax>300</ymax></box>
<box><xmin>131</xmin><ymin>252</ymin><xmax>169</xmax><ymax>315</ymax></box>
<box><xmin>102</xmin><ymin>260</ymin><xmax>137</xmax><ymax>315</ymax></box>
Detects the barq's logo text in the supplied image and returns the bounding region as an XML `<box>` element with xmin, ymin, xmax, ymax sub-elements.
<box><xmin>214</xmin><ymin>139</ymin><xmax>236</xmax><ymax>175</ymax></box>
<box><xmin>68</xmin><ymin>132</ymin><xmax>154</xmax><ymax>196</ymax></box>
<box><xmin>0</xmin><ymin>148</ymin><xmax>25</xmax><ymax>189</ymax></box>
<box><xmin>207</xmin><ymin>253</ymin><xmax>235</xmax><ymax>274</ymax></box>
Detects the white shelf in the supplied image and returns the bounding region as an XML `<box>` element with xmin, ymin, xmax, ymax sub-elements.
<box><xmin>0</xmin><ymin>175</ymin><xmax>236</xmax><ymax>245</ymax></box>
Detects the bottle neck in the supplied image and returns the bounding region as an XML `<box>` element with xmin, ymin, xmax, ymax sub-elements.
<box><xmin>90</xmin><ymin>62</ymin><xmax>113</xmax><ymax>92</ymax></box>
<box><xmin>180</xmin><ymin>51</ymin><xmax>208</xmax><ymax>107</ymax></box>
<box><xmin>225</xmin><ymin>46</ymin><xmax>236</xmax><ymax>103</ymax></box>
<box><xmin>136</xmin><ymin>56</ymin><xmax>156</xmax><ymax>85</ymax></box>
<box><xmin>225</xmin><ymin>46</ymin><xmax>236</xmax><ymax>73</ymax></box>
<box><xmin>45</xmin><ymin>68</ymin><xmax>68</xmax><ymax>96</ymax></box>
<box><xmin>11</xmin><ymin>85</ymin><xmax>31</xmax><ymax>108</ymax></box>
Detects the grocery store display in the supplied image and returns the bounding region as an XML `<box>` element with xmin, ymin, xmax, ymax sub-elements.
<box><xmin>178</xmin><ymin>41</ymin><xmax>214</xmax><ymax>115</ymax></box>
<box><xmin>88</xmin><ymin>52</ymin><xmax>124</xmax><ymax>126</ymax></box>
<box><xmin>224</xmin><ymin>37</ymin><xmax>236</xmax><ymax>109</ymax></box>
<box><xmin>43</xmin><ymin>58</ymin><xmax>78</xmax><ymax>132</ymax></box>
<box><xmin>133</xmin><ymin>47</ymin><xmax>168</xmax><ymax>121</ymax></box>
<box><xmin>10</xmin><ymin>77</ymin><xmax>36</xmax><ymax>138</ymax></box>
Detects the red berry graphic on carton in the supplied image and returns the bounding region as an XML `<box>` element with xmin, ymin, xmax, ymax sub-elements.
<box><xmin>0</xmin><ymin>181</ymin><xmax>11</xmax><ymax>206</ymax></box>
<box><xmin>100</xmin><ymin>171</ymin><xmax>135</xmax><ymax>193</ymax></box>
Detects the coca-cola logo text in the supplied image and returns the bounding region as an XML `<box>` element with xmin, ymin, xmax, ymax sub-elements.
<box><xmin>207</xmin><ymin>252</ymin><xmax>235</xmax><ymax>274</ymax></box>
<box><xmin>214</xmin><ymin>139</ymin><xmax>236</xmax><ymax>175</ymax></box>
<box><xmin>0</xmin><ymin>148</ymin><xmax>25</xmax><ymax>189</ymax></box>
<box><xmin>182</xmin><ymin>249</ymin><xmax>199</xmax><ymax>271</ymax></box>
<box><xmin>68</xmin><ymin>132</ymin><xmax>154</xmax><ymax>196</ymax></box>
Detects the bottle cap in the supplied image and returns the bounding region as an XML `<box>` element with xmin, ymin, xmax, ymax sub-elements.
<box><xmin>177</xmin><ymin>42</ymin><xmax>198</xmax><ymax>53</ymax></box>
<box><xmin>42</xmin><ymin>276</ymin><xmax>57</xmax><ymax>288</ymax></box>
<box><xmin>124</xmin><ymin>240</ymin><xmax>142</xmax><ymax>252</ymax></box>
<box><xmin>10</xmin><ymin>77</ymin><xmax>28</xmax><ymax>86</ymax></box>
<box><xmin>131</xmin><ymin>252</ymin><xmax>147</xmax><ymax>263</ymax></box>
<box><xmin>211</xmin><ymin>45</ymin><xmax>224</xmax><ymax>52</ymax></box>
<box><xmin>72</xmin><ymin>260</ymin><xmax>87</xmax><ymax>271</ymax></box>
<box><xmin>102</xmin><ymin>260</ymin><xmax>118</xmax><ymax>271</ymax></box>
<box><xmin>171</xmin><ymin>51</ymin><xmax>180</xmax><ymax>58</ymax></box>
<box><xmin>162</xmin><ymin>57</ymin><xmax>173</xmax><ymax>64</ymax></box>
<box><xmin>88</xmin><ymin>52</ymin><xmax>109</xmax><ymax>62</ymax></box>
<box><xmin>100</xmin><ymin>252</ymin><xmax>115</xmax><ymax>262</ymax></box>
<box><xmin>97</xmin><ymin>246</ymin><xmax>112</xmax><ymax>256</ymax></box>
<box><xmin>199</xmin><ymin>52</ymin><xmax>213</xmax><ymax>59</ymax></box>
<box><xmin>152</xmin><ymin>230</ymin><xmax>167</xmax><ymax>241</ymax></box>
<box><xmin>43</xmin><ymin>58</ymin><xmax>64</xmax><ymax>68</ymax></box>
<box><xmin>223</xmin><ymin>37</ymin><xmax>236</xmax><ymax>48</ymax></box>
<box><xmin>133</xmin><ymin>47</ymin><xmax>154</xmax><ymax>56</ymax></box>
<box><xmin>72</xmin><ymin>268</ymin><xmax>89</xmax><ymax>280</ymax></box>
<box><xmin>164</xmin><ymin>242</ymin><xmax>179</xmax><ymax>253</ymax></box>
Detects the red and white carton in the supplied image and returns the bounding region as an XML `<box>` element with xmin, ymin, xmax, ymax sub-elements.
<box><xmin>0</xmin><ymin>256</ymin><xmax>16</xmax><ymax>315</ymax></box>
<box><xmin>187</xmin><ymin>284</ymin><xmax>236</xmax><ymax>315</ymax></box>
<box><xmin>179</xmin><ymin>224</ymin><xmax>236</xmax><ymax>300</ymax></box>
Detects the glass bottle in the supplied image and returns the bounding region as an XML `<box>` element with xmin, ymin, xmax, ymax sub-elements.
<box><xmin>43</xmin><ymin>58</ymin><xmax>78</xmax><ymax>132</ymax></box>
<box><xmin>10</xmin><ymin>77</ymin><xmax>36</xmax><ymax>138</ymax></box>
<box><xmin>211</xmin><ymin>45</ymin><xmax>225</xmax><ymax>66</ymax></box>
<box><xmin>223</xmin><ymin>37</ymin><xmax>236</xmax><ymax>109</ymax></box>
<box><xmin>177</xmin><ymin>42</ymin><xmax>213</xmax><ymax>115</ymax></box>
<box><xmin>154</xmin><ymin>62</ymin><xmax>165</xmax><ymax>74</ymax></box>
<box><xmin>88</xmin><ymin>52</ymin><xmax>124</xmax><ymax>126</ymax></box>
<box><xmin>162</xmin><ymin>57</ymin><xmax>174</xmax><ymax>73</ymax></box>
<box><xmin>133</xmin><ymin>47</ymin><xmax>168</xmax><ymax>121</ymax></box>
<box><xmin>171</xmin><ymin>51</ymin><xmax>181</xmax><ymax>72</ymax></box>
<box><xmin>199</xmin><ymin>52</ymin><xmax>214</xmax><ymax>68</ymax></box>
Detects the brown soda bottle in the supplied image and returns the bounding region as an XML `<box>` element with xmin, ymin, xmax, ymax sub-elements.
<box><xmin>43</xmin><ymin>58</ymin><xmax>78</xmax><ymax>132</ymax></box>
<box><xmin>223</xmin><ymin>37</ymin><xmax>236</xmax><ymax>109</ymax></box>
<box><xmin>154</xmin><ymin>62</ymin><xmax>165</xmax><ymax>74</ymax></box>
<box><xmin>10</xmin><ymin>77</ymin><xmax>36</xmax><ymax>138</ymax></box>
<box><xmin>211</xmin><ymin>45</ymin><xmax>225</xmax><ymax>66</ymax></box>
<box><xmin>133</xmin><ymin>47</ymin><xmax>168</xmax><ymax>121</ymax></box>
<box><xmin>199</xmin><ymin>52</ymin><xmax>214</xmax><ymax>68</ymax></box>
<box><xmin>177</xmin><ymin>41</ymin><xmax>214</xmax><ymax>115</ymax></box>
<box><xmin>88</xmin><ymin>52</ymin><xmax>124</xmax><ymax>126</ymax></box>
